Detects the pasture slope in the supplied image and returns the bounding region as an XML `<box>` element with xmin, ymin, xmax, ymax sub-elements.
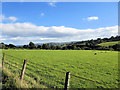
<box><xmin>2</xmin><ymin>49</ymin><xmax>119</xmax><ymax>88</ymax></box>
<box><xmin>98</xmin><ymin>41</ymin><xmax>119</xmax><ymax>47</ymax></box>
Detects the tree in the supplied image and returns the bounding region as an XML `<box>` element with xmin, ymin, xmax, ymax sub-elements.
<box><xmin>29</xmin><ymin>42</ymin><xmax>36</xmax><ymax>49</ymax></box>
<box><xmin>96</xmin><ymin>38</ymin><xmax>103</xmax><ymax>43</ymax></box>
<box><xmin>112</xmin><ymin>44</ymin><xmax>120</xmax><ymax>51</ymax></box>
<box><xmin>50</xmin><ymin>45</ymin><xmax>56</xmax><ymax>50</ymax></box>
<box><xmin>110</xmin><ymin>36</ymin><xmax>115</xmax><ymax>41</ymax></box>
<box><xmin>77</xmin><ymin>47</ymin><xmax>81</xmax><ymax>50</ymax></box>
<box><xmin>23</xmin><ymin>45</ymin><xmax>28</xmax><ymax>49</ymax></box>
<box><xmin>72</xmin><ymin>45</ymin><xmax>77</xmax><ymax>50</ymax></box>
<box><xmin>42</xmin><ymin>44</ymin><xmax>49</xmax><ymax>49</ymax></box>
<box><xmin>8</xmin><ymin>44</ymin><xmax>16</xmax><ymax>48</ymax></box>
<box><xmin>37</xmin><ymin>45</ymin><xmax>42</xmax><ymax>49</ymax></box>
<box><xmin>56</xmin><ymin>45</ymin><xmax>62</xmax><ymax>50</ymax></box>
<box><xmin>0</xmin><ymin>43</ymin><xmax>2</xmax><ymax>49</ymax></box>
<box><xmin>0</xmin><ymin>43</ymin><xmax>6</xmax><ymax>49</ymax></box>
<box><xmin>62</xmin><ymin>46</ymin><xmax>67</xmax><ymax>50</ymax></box>
<box><xmin>85</xmin><ymin>42</ymin><xmax>89</xmax><ymax>47</ymax></box>
<box><xmin>67</xmin><ymin>45</ymin><xmax>72</xmax><ymax>50</ymax></box>
<box><xmin>109</xmin><ymin>48</ymin><xmax>114</xmax><ymax>51</ymax></box>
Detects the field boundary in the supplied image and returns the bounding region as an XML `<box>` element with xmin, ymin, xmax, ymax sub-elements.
<box><xmin>2</xmin><ymin>53</ymin><xmax>113</xmax><ymax>88</ymax></box>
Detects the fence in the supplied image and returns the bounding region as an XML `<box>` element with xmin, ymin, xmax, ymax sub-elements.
<box><xmin>2</xmin><ymin>53</ymin><xmax>107</xmax><ymax>89</ymax></box>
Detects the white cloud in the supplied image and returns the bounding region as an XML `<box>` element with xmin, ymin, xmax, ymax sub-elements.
<box><xmin>118</xmin><ymin>26</ymin><xmax>120</xmax><ymax>35</ymax></box>
<box><xmin>8</xmin><ymin>17</ymin><xmax>17</xmax><ymax>22</ymax></box>
<box><xmin>41</xmin><ymin>13</ymin><xmax>44</xmax><ymax>16</ymax></box>
<box><xmin>0</xmin><ymin>22</ymin><xmax>118</xmax><ymax>45</ymax></box>
<box><xmin>1</xmin><ymin>15</ymin><xmax>17</xmax><ymax>22</ymax></box>
<box><xmin>0</xmin><ymin>38</ymin><xmax>6</xmax><ymax>41</ymax></box>
<box><xmin>48</xmin><ymin>2</ymin><xmax>56</xmax><ymax>7</ymax></box>
<box><xmin>87</xmin><ymin>16</ymin><xmax>99</xmax><ymax>21</ymax></box>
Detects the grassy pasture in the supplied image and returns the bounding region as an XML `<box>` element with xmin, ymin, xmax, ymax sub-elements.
<box><xmin>2</xmin><ymin>49</ymin><xmax>119</xmax><ymax>88</ymax></box>
<box><xmin>98</xmin><ymin>41</ymin><xmax>119</xmax><ymax>47</ymax></box>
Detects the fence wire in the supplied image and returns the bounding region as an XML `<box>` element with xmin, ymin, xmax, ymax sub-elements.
<box><xmin>3</xmin><ymin>53</ymin><xmax>111</xmax><ymax>88</ymax></box>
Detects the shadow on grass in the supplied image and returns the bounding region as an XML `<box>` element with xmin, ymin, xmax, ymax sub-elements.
<box><xmin>2</xmin><ymin>69</ymin><xmax>21</xmax><ymax>90</ymax></box>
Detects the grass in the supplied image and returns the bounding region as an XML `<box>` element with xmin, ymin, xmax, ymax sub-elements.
<box><xmin>98</xmin><ymin>41</ymin><xmax>120</xmax><ymax>47</ymax></box>
<box><xmin>2</xmin><ymin>49</ymin><xmax>119</xmax><ymax>88</ymax></box>
<box><xmin>2</xmin><ymin>68</ymin><xmax>21</xmax><ymax>89</ymax></box>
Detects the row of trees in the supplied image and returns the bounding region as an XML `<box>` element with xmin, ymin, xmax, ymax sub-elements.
<box><xmin>0</xmin><ymin>42</ymin><xmax>62</xmax><ymax>50</ymax></box>
<box><xmin>23</xmin><ymin>42</ymin><xmax>62</xmax><ymax>50</ymax></box>
<box><xmin>1</xmin><ymin>41</ymin><xmax>120</xmax><ymax>51</ymax></box>
<box><xmin>74</xmin><ymin>36</ymin><xmax>120</xmax><ymax>45</ymax></box>
<box><xmin>0</xmin><ymin>36</ymin><xmax>120</xmax><ymax>51</ymax></box>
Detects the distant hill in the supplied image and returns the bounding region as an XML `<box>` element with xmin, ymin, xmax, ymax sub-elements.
<box><xmin>98</xmin><ymin>41</ymin><xmax>120</xmax><ymax>47</ymax></box>
<box><xmin>1</xmin><ymin>35</ymin><xmax>120</xmax><ymax>51</ymax></box>
<box><xmin>35</xmin><ymin>42</ymin><xmax>75</xmax><ymax>46</ymax></box>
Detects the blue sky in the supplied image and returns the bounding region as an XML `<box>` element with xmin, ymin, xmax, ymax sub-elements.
<box><xmin>1</xmin><ymin>2</ymin><xmax>118</xmax><ymax>45</ymax></box>
<box><xmin>2</xmin><ymin>2</ymin><xmax>117</xmax><ymax>29</ymax></box>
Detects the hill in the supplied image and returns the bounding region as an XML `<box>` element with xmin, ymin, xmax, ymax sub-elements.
<box><xmin>1</xmin><ymin>35</ymin><xmax>120</xmax><ymax>51</ymax></box>
<box><xmin>35</xmin><ymin>42</ymin><xmax>73</xmax><ymax>46</ymax></box>
<box><xmin>98</xmin><ymin>41</ymin><xmax>120</xmax><ymax>47</ymax></box>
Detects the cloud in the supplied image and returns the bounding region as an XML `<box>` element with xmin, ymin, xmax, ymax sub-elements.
<box><xmin>8</xmin><ymin>17</ymin><xmax>17</xmax><ymax>22</ymax></box>
<box><xmin>48</xmin><ymin>2</ymin><xmax>56</xmax><ymax>7</ymax></box>
<box><xmin>118</xmin><ymin>26</ymin><xmax>120</xmax><ymax>35</ymax></box>
<box><xmin>41</xmin><ymin>13</ymin><xmax>44</xmax><ymax>16</ymax></box>
<box><xmin>0</xmin><ymin>22</ymin><xmax>118</xmax><ymax>45</ymax></box>
<box><xmin>87</xmin><ymin>16</ymin><xmax>99</xmax><ymax>21</ymax></box>
<box><xmin>0</xmin><ymin>15</ymin><xmax>17</xmax><ymax>22</ymax></box>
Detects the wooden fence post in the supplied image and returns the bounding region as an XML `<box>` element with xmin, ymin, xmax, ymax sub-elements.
<box><xmin>20</xmin><ymin>60</ymin><xmax>27</xmax><ymax>82</ymax></box>
<box><xmin>64</xmin><ymin>72</ymin><xmax>70</xmax><ymax>90</ymax></box>
<box><xmin>2</xmin><ymin>53</ymin><xmax>5</xmax><ymax>69</ymax></box>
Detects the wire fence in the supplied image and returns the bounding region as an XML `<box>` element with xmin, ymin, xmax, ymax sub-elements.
<box><xmin>2</xmin><ymin>53</ymin><xmax>110</xmax><ymax>88</ymax></box>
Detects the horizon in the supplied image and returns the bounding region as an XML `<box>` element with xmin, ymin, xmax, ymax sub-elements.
<box><xmin>0</xmin><ymin>2</ymin><xmax>118</xmax><ymax>45</ymax></box>
<box><xmin>1</xmin><ymin>35</ymin><xmax>119</xmax><ymax>46</ymax></box>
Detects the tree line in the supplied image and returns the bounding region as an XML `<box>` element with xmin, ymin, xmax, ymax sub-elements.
<box><xmin>0</xmin><ymin>35</ymin><xmax>120</xmax><ymax>51</ymax></box>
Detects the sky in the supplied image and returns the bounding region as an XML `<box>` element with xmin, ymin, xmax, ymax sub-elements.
<box><xmin>0</xmin><ymin>2</ymin><xmax>118</xmax><ymax>45</ymax></box>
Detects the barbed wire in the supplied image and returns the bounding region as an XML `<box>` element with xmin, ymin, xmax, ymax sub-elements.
<box><xmin>4</xmin><ymin>53</ymin><xmax>107</xmax><ymax>86</ymax></box>
<box><xmin>5</xmin><ymin>53</ymin><xmax>66</xmax><ymax>74</ymax></box>
<box><xmin>5</xmin><ymin>53</ymin><xmax>24</xmax><ymax>61</ymax></box>
<box><xmin>70</xmin><ymin>73</ymin><xmax>102</xmax><ymax>84</ymax></box>
<box><xmin>5</xmin><ymin>59</ymin><xmax>22</xmax><ymax>71</ymax></box>
<box><xmin>28</xmin><ymin>61</ymin><xmax>105</xmax><ymax>85</ymax></box>
<box><xmin>5</xmin><ymin>54</ymin><xmax>65</xmax><ymax>74</ymax></box>
<box><xmin>5</xmin><ymin>58</ymin><xmax>23</xmax><ymax>68</ymax></box>
<box><xmin>28</xmin><ymin>61</ymin><xmax>66</xmax><ymax>74</ymax></box>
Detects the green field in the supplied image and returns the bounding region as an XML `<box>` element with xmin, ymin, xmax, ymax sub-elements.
<box><xmin>2</xmin><ymin>49</ymin><xmax>119</xmax><ymax>88</ymax></box>
<box><xmin>98</xmin><ymin>41</ymin><xmax>120</xmax><ymax>47</ymax></box>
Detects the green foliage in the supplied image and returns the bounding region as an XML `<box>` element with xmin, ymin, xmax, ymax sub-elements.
<box><xmin>50</xmin><ymin>45</ymin><xmax>56</xmax><ymax>50</ymax></box>
<box><xmin>0</xmin><ymin>43</ymin><xmax>5</xmax><ymax>49</ymax></box>
<box><xmin>29</xmin><ymin>42</ymin><xmax>36</xmax><ymax>49</ymax></box>
<box><xmin>23</xmin><ymin>45</ymin><xmax>28</xmax><ymax>49</ymax></box>
<box><xmin>112</xmin><ymin>44</ymin><xmax>120</xmax><ymax>51</ymax></box>
<box><xmin>42</xmin><ymin>44</ymin><xmax>49</xmax><ymax>49</ymax></box>
<box><xmin>56</xmin><ymin>45</ymin><xmax>62</xmax><ymax>50</ymax></box>
<box><xmin>37</xmin><ymin>45</ymin><xmax>42</xmax><ymax>49</ymax></box>
<box><xmin>2</xmin><ymin>49</ymin><xmax>119</xmax><ymax>88</ymax></box>
<box><xmin>1</xmin><ymin>36</ymin><xmax>120</xmax><ymax>51</ymax></box>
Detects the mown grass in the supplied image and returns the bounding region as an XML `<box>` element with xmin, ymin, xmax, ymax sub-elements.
<box><xmin>98</xmin><ymin>41</ymin><xmax>120</xmax><ymax>47</ymax></box>
<box><xmin>2</xmin><ymin>49</ymin><xmax>119</xmax><ymax>88</ymax></box>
